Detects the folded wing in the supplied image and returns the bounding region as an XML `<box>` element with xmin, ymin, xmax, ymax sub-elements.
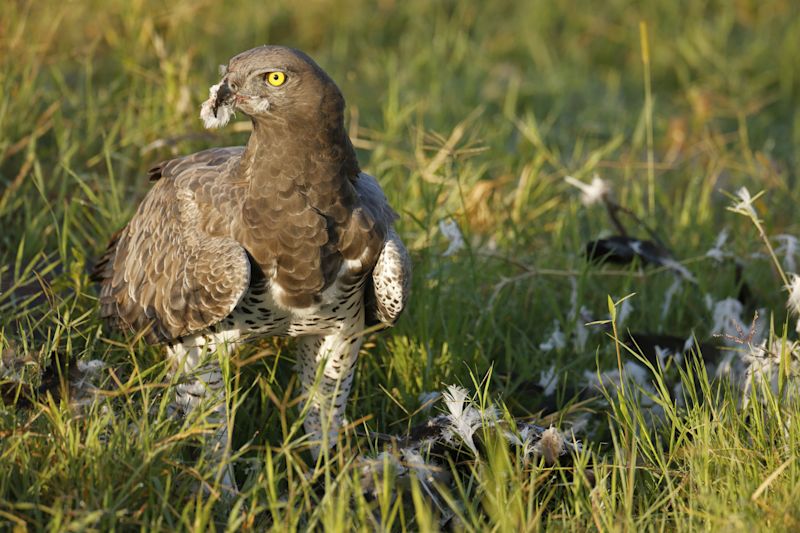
<box><xmin>92</xmin><ymin>150</ymin><xmax>250</xmax><ymax>342</ymax></box>
<box><xmin>353</xmin><ymin>173</ymin><xmax>412</xmax><ymax>327</ymax></box>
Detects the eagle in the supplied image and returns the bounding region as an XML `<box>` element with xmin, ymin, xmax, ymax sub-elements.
<box><xmin>91</xmin><ymin>46</ymin><xmax>411</xmax><ymax>489</ymax></box>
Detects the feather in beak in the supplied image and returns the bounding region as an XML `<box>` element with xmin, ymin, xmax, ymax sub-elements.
<box><xmin>200</xmin><ymin>80</ymin><xmax>235</xmax><ymax>129</ymax></box>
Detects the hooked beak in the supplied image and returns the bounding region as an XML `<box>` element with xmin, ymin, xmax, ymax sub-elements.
<box><xmin>212</xmin><ymin>81</ymin><xmax>235</xmax><ymax>117</ymax></box>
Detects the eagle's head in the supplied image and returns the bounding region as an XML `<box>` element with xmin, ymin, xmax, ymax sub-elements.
<box><xmin>200</xmin><ymin>45</ymin><xmax>345</xmax><ymax>129</ymax></box>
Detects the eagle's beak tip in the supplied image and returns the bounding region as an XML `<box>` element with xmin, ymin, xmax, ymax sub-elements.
<box><xmin>213</xmin><ymin>81</ymin><xmax>234</xmax><ymax>117</ymax></box>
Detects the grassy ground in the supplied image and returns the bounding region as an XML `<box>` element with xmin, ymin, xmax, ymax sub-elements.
<box><xmin>2</xmin><ymin>0</ymin><xmax>800</xmax><ymax>530</ymax></box>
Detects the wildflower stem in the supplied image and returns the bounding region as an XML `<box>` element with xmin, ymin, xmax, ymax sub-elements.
<box><xmin>750</xmin><ymin>212</ymin><xmax>790</xmax><ymax>288</ymax></box>
<box><xmin>729</xmin><ymin>188</ymin><xmax>790</xmax><ymax>287</ymax></box>
<box><xmin>608</xmin><ymin>295</ymin><xmax>625</xmax><ymax>400</ymax></box>
<box><xmin>640</xmin><ymin>21</ymin><xmax>655</xmax><ymax>217</ymax></box>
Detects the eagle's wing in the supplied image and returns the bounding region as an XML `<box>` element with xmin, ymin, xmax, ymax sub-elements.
<box><xmin>369</xmin><ymin>227</ymin><xmax>412</xmax><ymax>326</ymax></box>
<box><xmin>353</xmin><ymin>173</ymin><xmax>412</xmax><ymax>327</ymax></box>
<box><xmin>91</xmin><ymin>148</ymin><xmax>251</xmax><ymax>342</ymax></box>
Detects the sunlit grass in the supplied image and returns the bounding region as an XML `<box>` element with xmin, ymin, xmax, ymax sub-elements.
<box><xmin>2</xmin><ymin>0</ymin><xmax>800</xmax><ymax>530</ymax></box>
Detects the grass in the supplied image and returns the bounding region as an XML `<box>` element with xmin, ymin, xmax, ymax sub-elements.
<box><xmin>2</xmin><ymin>0</ymin><xmax>800</xmax><ymax>530</ymax></box>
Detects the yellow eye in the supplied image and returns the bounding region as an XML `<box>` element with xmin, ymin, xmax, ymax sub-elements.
<box><xmin>265</xmin><ymin>71</ymin><xmax>286</xmax><ymax>86</ymax></box>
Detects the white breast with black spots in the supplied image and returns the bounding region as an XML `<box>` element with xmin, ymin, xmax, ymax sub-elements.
<box><xmin>217</xmin><ymin>273</ymin><xmax>368</xmax><ymax>338</ymax></box>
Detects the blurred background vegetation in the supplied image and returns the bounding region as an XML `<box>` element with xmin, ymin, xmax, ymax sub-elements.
<box><xmin>2</xmin><ymin>0</ymin><xmax>800</xmax><ymax>529</ymax></box>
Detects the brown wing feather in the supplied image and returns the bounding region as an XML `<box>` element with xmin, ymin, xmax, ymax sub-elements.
<box><xmin>93</xmin><ymin>148</ymin><xmax>250</xmax><ymax>342</ymax></box>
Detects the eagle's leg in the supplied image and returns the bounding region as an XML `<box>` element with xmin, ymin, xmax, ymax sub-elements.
<box><xmin>296</xmin><ymin>317</ymin><xmax>364</xmax><ymax>459</ymax></box>
<box><xmin>167</xmin><ymin>331</ymin><xmax>240</xmax><ymax>492</ymax></box>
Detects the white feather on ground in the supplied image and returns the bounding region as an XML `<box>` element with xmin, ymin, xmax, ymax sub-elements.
<box><xmin>439</xmin><ymin>218</ymin><xmax>465</xmax><ymax>256</ymax></box>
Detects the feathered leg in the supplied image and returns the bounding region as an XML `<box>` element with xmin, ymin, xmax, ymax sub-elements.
<box><xmin>296</xmin><ymin>315</ymin><xmax>364</xmax><ymax>458</ymax></box>
<box><xmin>167</xmin><ymin>331</ymin><xmax>240</xmax><ymax>492</ymax></box>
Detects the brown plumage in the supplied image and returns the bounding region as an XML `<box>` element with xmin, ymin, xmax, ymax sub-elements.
<box><xmin>90</xmin><ymin>46</ymin><xmax>411</xmax><ymax>489</ymax></box>
<box><xmin>91</xmin><ymin>46</ymin><xmax>406</xmax><ymax>342</ymax></box>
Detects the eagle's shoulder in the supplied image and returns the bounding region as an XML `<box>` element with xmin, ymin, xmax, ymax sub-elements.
<box><xmin>147</xmin><ymin>146</ymin><xmax>244</xmax><ymax>183</ymax></box>
<box><xmin>352</xmin><ymin>172</ymin><xmax>398</xmax><ymax>226</ymax></box>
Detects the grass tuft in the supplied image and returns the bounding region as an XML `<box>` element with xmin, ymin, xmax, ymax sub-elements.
<box><xmin>3</xmin><ymin>0</ymin><xmax>800</xmax><ymax>530</ymax></box>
